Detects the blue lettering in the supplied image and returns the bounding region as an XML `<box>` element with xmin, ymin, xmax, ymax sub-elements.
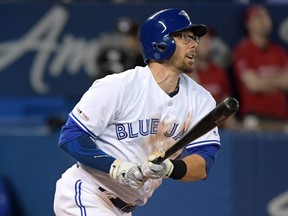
<box><xmin>115</xmin><ymin>124</ymin><xmax>127</xmax><ymax>140</ymax></box>
<box><xmin>172</xmin><ymin>128</ymin><xmax>185</xmax><ymax>141</ymax></box>
<box><xmin>164</xmin><ymin>123</ymin><xmax>178</xmax><ymax>137</ymax></box>
<box><xmin>150</xmin><ymin>119</ymin><xmax>159</xmax><ymax>134</ymax></box>
<box><xmin>128</xmin><ymin>123</ymin><xmax>138</xmax><ymax>138</ymax></box>
<box><xmin>117</xmin><ymin>119</ymin><xmax>182</xmax><ymax>140</ymax></box>
<box><xmin>139</xmin><ymin>119</ymin><xmax>149</xmax><ymax>136</ymax></box>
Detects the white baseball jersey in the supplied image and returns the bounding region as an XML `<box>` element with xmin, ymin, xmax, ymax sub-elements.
<box><xmin>69</xmin><ymin>65</ymin><xmax>220</xmax><ymax>206</ymax></box>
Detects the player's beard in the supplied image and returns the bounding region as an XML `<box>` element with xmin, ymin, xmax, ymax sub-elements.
<box><xmin>168</xmin><ymin>54</ymin><xmax>195</xmax><ymax>74</ymax></box>
<box><xmin>182</xmin><ymin>58</ymin><xmax>195</xmax><ymax>73</ymax></box>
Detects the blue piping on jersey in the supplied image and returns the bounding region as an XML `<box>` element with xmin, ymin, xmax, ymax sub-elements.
<box><xmin>74</xmin><ymin>180</ymin><xmax>87</xmax><ymax>216</ymax></box>
<box><xmin>70</xmin><ymin>112</ymin><xmax>97</xmax><ymax>140</ymax></box>
<box><xmin>186</xmin><ymin>140</ymin><xmax>221</xmax><ymax>149</ymax></box>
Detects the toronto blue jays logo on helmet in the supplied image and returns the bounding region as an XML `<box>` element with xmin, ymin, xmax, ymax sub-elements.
<box><xmin>179</xmin><ymin>10</ymin><xmax>192</xmax><ymax>25</ymax></box>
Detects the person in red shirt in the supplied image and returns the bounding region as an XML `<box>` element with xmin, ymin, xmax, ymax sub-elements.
<box><xmin>232</xmin><ymin>5</ymin><xmax>288</xmax><ymax>126</ymax></box>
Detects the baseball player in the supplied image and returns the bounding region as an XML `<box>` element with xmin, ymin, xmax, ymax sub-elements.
<box><xmin>54</xmin><ymin>8</ymin><xmax>221</xmax><ymax>216</ymax></box>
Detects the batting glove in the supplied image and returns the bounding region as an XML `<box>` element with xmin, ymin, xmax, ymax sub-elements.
<box><xmin>109</xmin><ymin>160</ymin><xmax>146</xmax><ymax>189</ymax></box>
<box><xmin>141</xmin><ymin>152</ymin><xmax>174</xmax><ymax>179</ymax></box>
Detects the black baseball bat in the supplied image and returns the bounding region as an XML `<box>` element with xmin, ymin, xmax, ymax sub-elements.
<box><xmin>153</xmin><ymin>97</ymin><xmax>239</xmax><ymax>164</ymax></box>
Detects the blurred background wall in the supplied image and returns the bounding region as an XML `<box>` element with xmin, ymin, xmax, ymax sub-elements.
<box><xmin>0</xmin><ymin>2</ymin><xmax>287</xmax><ymax>216</ymax></box>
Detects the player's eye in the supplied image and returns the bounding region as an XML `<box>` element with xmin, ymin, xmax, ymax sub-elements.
<box><xmin>173</xmin><ymin>33</ymin><xmax>200</xmax><ymax>44</ymax></box>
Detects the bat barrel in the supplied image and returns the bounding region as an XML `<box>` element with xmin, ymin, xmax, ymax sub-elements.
<box><xmin>224</xmin><ymin>97</ymin><xmax>239</xmax><ymax>113</ymax></box>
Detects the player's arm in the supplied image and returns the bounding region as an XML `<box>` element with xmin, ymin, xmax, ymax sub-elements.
<box><xmin>59</xmin><ymin>116</ymin><xmax>146</xmax><ymax>189</ymax></box>
<box><xmin>141</xmin><ymin>144</ymin><xmax>219</xmax><ymax>181</ymax></box>
<box><xmin>58</xmin><ymin>116</ymin><xmax>115</xmax><ymax>172</ymax></box>
<box><xmin>181</xmin><ymin>144</ymin><xmax>219</xmax><ymax>181</ymax></box>
<box><xmin>141</xmin><ymin>95</ymin><xmax>220</xmax><ymax>181</ymax></box>
<box><xmin>181</xmin><ymin>154</ymin><xmax>206</xmax><ymax>181</ymax></box>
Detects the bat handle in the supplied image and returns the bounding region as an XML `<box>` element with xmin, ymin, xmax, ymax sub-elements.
<box><xmin>152</xmin><ymin>155</ymin><xmax>165</xmax><ymax>164</ymax></box>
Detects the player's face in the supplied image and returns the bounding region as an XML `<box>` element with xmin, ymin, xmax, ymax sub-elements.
<box><xmin>169</xmin><ymin>31</ymin><xmax>199</xmax><ymax>73</ymax></box>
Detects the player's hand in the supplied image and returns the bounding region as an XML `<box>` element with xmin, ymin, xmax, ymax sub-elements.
<box><xmin>109</xmin><ymin>160</ymin><xmax>146</xmax><ymax>189</ymax></box>
<box><xmin>141</xmin><ymin>152</ymin><xmax>174</xmax><ymax>179</ymax></box>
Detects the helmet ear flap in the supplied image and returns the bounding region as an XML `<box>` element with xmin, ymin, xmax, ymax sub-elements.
<box><xmin>150</xmin><ymin>36</ymin><xmax>176</xmax><ymax>61</ymax></box>
<box><xmin>151</xmin><ymin>42</ymin><xmax>167</xmax><ymax>61</ymax></box>
<box><xmin>153</xmin><ymin>42</ymin><xmax>166</xmax><ymax>52</ymax></box>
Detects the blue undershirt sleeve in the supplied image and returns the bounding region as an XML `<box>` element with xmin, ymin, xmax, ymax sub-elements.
<box><xmin>58</xmin><ymin>116</ymin><xmax>115</xmax><ymax>173</ymax></box>
<box><xmin>186</xmin><ymin>144</ymin><xmax>220</xmax><ymax>176</ymax></box>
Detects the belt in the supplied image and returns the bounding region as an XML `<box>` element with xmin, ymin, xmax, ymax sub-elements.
<box><xmin>98</xmin><ymin>187</ymin><xmax>136</xmax><ymax>213</ymax></box>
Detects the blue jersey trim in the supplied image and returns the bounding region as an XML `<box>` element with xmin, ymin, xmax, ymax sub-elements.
<box><xmin>69</xmin><ymin>112</ymin><xmax>97</xmax><ymax>139</ymax></box>
<box><xmin>74</xmin><ymin>180</ymin><xmax>87</xmax><ymax>216</ymax></box>
<box><xmin>186</xmin><ymin>140</ymin><xmax>221</xmax><ymax>149</ymax></box>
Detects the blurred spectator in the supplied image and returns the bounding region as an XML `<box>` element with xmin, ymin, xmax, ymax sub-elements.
<box><xmin>93</xmin><ymin>17</ymin><xmax>145</xmax><ymax>79</ymax></box>
<box><xmin>186</xmin><ymin>30</ymin><xmax>238</xmax><ymax>129</ymax></box>
<box><xmin>232</xmin><ymin>4</ymin><xmax>288</xmax><ymax>130</ymax></box>
<box><xmin>209</xmin><ymin>27</ymin><xmax>232</xmax><ymax>69</ymax></box>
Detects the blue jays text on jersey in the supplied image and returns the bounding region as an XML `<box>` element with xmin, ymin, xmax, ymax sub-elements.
<box><xmin>115</xmin><ymin>118</ymin><xmax>186</xmax><ymax>141</ymax></box>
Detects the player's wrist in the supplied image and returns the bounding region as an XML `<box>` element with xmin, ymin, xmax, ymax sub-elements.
<box><xmin>169</xmin><ymin>159</ymin><xmax>187</xmax><ymax>180</ymax></box>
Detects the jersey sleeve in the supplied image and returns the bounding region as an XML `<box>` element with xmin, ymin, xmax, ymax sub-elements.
<box><xmin>69</xmin><ymin>76</ymin><xmax>123</xmax><ymax>139</ymax></box>
<box><xmin>184</xmin><ymin>93</ymin><xmax>220</xmax><ymax>176</ymax></box>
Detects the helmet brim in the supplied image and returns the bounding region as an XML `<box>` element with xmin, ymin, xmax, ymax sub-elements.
<box><xmin>189</xmin><ymin>24</ymin><xmax>208</xmax><ymax>37</ymax></box>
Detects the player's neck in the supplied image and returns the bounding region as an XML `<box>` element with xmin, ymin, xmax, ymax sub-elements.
<box><xmin>148</xmin><ymin>63</ymin><xmax>180</xmax><ymax>94</ymax></box>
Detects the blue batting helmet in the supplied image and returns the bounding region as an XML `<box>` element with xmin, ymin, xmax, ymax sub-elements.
<box><xmin>139</xmin><ymin>8</ymin><xmax>208</xmax><ymax>64</ymax></box>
